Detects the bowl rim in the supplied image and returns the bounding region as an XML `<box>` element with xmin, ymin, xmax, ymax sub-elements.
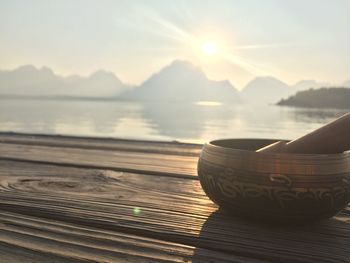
<box><xmin>206</xmin><ymin>138</ymin><xmax>350</xmax><ymax>160</ymax></box>
<box><xmin>202</xmin><ymin>139</ymin><xmax>350</xmax><ymax>174</ymax></box>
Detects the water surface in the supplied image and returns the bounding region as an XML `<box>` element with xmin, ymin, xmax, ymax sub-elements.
<box><xmin>0</xmin><ymin>98</ymin><xmax>347</xmax><ymax>143</ymax></box>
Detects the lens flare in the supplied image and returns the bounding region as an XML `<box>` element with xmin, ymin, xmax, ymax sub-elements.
<box><xmin>133</xmin><ymin>207</ymin><xmax>141</xmax><ymax>215</ymax></box>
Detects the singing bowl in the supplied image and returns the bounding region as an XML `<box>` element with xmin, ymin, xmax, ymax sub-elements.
<box><xmin>198</xmin><ymin>139</ymin><xmax>350</xmax><ymax>221</ymax></box>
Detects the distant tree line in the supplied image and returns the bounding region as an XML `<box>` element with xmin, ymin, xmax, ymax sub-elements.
<box><xmin>277</xmin><ymin>87</ymin><xmax>350</xmax><ymax>109</ymax></box>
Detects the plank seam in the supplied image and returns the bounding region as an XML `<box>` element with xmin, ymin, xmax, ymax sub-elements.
<box><xmin>0</xmin><ymin>140</ymin><xmax>200</xmax><ymax>157</ymax></box>
<box><xmin>0</xmin><ymin>157</ymin><xmax>199</xmax><ymax>181</ymax></box>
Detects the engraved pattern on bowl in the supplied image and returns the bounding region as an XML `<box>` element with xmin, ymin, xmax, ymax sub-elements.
<box><xmin>197</xmin><ymin>139</ymin><xmax>350</xmax><ymax>221</ymax></box>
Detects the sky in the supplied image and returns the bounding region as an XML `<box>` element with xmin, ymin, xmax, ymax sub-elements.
<box><xmin>0</xmin><ymin>0</ymin><xmax>349</xmax><ymax>89</ymax></box>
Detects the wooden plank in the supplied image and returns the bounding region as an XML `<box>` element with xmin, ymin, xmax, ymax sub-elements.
<box><xmin>0</xmin><ymin>142</ymin><xmax>198</xmax><ymax>178</ymax></box>
<box><xmin>0</xmin><ymin>160</ymin><xmax>262</xmax><ymax>263</ymax></box>
<box><xmin>0</xmin><ymin>132</ymin><xmax>202</xmax><ymax>156</ymax></box>
<box><xmin>0</xmin><ymin>160</ymin><xmax>349</xmax><ymax>263</ymax></box>
<box><xmin>0</xmin><ymin>211</ymin><xmax>256</xmax><ymax>263</ymax></box>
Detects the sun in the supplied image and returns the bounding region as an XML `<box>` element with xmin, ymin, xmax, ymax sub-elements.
<box><xmin>201</xmin><ymin>41</ymin><xmax>218</xmax><ymax>56</ymax></box>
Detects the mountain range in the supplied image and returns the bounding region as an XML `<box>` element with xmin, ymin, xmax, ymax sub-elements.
<box><xmin>0</xmin><ymin>65</ymin><xmax>126</xmax><ymax>98</ymax></box>
<box><xmin>0</xmin><ymin>60</ymin><xmax>348</xmax><ymax>103</ymax></box>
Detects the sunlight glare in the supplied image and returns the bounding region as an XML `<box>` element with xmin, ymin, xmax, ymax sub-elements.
<box><xmin>201</xmin><ymin>41</ymin><xmax>218</xmax><ymax>56</ymax></box>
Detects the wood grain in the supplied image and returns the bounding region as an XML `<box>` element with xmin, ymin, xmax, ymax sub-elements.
<box><xmin>0</xmin><ymin>132</ymin><xmax>202</xmax><ymax>156</ymax></box>
<box><xmin>0</xmin><ymin>142</ymin><xmax>198</xmax><ymax>178</ymax></box>
<box><xmin>1</xmin><ymin>211</ymin><xmax>257</xmax><ymax>263</ymax></box>
<box><xmin>0</xmin><ymin>160</ymin><xmax>349</xmax><ymax>262</ymax></box>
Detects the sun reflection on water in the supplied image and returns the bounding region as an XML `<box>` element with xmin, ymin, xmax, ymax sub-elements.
<box><xmin>195</xmin><ymin>101</ymin><xmax>222</xmax><ymax>107</ymax></box>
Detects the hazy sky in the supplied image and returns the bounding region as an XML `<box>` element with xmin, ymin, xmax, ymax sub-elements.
<box><xmin>0</xmin><ymin>0</ymin><xmax>349</xmax><ymax>89</ymax></box>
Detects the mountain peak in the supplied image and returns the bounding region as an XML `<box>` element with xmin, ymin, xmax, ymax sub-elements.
<box><xmin>90</xmin><ymin>69</ymin><xmax>113</xmax><ymax>76</ymax></box>
<box><xmin>293</xmin><ymin>79</ymin><xmax>317</xmax><ymax>85</ymax></box>
<box><xmin>242</xmin><ymin>76</ymin><xmax>290</xmax><ymax>103</ymax></box>
<box><xmin>168</xmin><ymin>59</ymin><xmax>197</xmax><ymax>68</ymax></box>
<box><xmin>15</xmin><ymin>65</ymin><xmax>56</xmax><ymax>77</ymax></box>
<box><xmin>161</xmin><ymin>59</ymin><xmax>202</xmax><ymax>75</ymax></box>
<box><xmin>121</xmin><ymin>59</ymin><xmax>239</xmax><ymax>102</ymax></box>
<box><xmin>343</xmin><ymin>79</ymin><xmax>350</xmax><ymax>87</ymax></box>
<box><xmin>40</xmin><ymin>66</ymin><xmax>55</xmax><ymax>76</ymax></box>
<box><xmin>16</xmin><ymin>64</ymin><xmax>38</xmax><ymax>73</ymax></box>
<box><xmin>88</xmin><ymin>69</ymin><xmax>123</xmax><ymax>85</ymax></box>
<box><xmin>292</xmin><ymin>79</ymin><xmax>331</xmax><ymax>91</ymax></box>
<box><xmin>246</xmin><ymin>76</ymin><xmax>289</xmax><ymax>87</ymax></box>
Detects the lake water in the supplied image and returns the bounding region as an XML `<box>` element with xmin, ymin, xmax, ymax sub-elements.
<box><xmin>0</xmin><ymin>98</ymin><xmax>347</xmax><ymax>143</ymax></box>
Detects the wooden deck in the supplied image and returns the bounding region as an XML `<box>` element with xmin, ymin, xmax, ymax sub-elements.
<box><xmin>0</xmin><ymin>133</ymin><xmax>349</xmax><ymax>263</ymax></box>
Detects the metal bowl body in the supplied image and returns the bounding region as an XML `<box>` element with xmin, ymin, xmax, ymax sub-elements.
<box><xmin>198</xmin><ymin>139</ymin><xmax>350</xmax><ymax>221</ymax></box>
